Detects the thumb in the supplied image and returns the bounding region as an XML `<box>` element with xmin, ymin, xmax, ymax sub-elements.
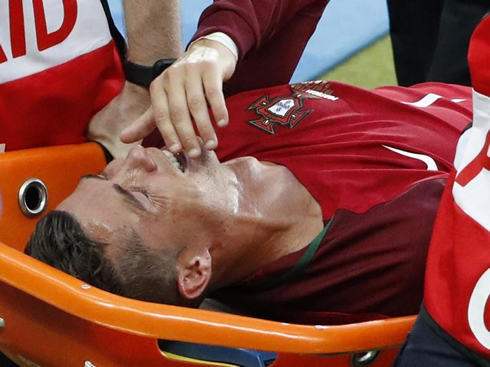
<box><xmin>120</xmin><ymin>107</ymin><xmax>156</xmax><ymax>143</ymax></box>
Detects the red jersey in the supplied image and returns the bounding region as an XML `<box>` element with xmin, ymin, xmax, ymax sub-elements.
<box><xmin>192</xmin><ymin>0</ymin><xmax>329</xmax><ymax>95</ymax></box>
<box><xmin>424</xmin><ymin>16</ymin><xmax>490</xmax><ymax>359</ymax></box>
<box><xmin>0</xmin><ymin>0</ymin><xmax>124</xmax><ymax>152</ymax></box>
<box><xmin>210</xmin><ymin>81</ymin><xmax>472</xmax><ymax>324</ymax></box>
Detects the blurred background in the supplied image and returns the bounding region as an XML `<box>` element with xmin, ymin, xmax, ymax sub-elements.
<box><xmin>107</xmin><ymin>0</ymin><xmax>397</xmax><ymax>89</ymax></box>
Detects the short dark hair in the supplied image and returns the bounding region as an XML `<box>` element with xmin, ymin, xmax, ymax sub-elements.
<box><xmin>26</xmin><ymin>210</ymin><xmax>185</xmax><ymax>305</ymax></box>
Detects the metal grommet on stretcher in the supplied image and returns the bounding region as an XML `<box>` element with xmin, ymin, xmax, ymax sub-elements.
<box><xmin>351</xmin><ymin>350</ymin><xmax>380</xmax><ymax>366</ymax></box>
<box><xmin>18</xmin><ymin>178</ymin><xmax>48</xmax><ymax>217</ymax></box>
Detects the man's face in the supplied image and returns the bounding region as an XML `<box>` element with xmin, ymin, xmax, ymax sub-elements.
<box><xmin>58</xmin><ymin>145</ymin><xmax>227</xmax><ymax>253</ymax></box>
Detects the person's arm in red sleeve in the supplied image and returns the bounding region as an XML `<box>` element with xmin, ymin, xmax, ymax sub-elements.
<box><xmin>217</xmin><ymin>0</ymin><xmax>330</xmax><ymax>95</ymax></box>
<box><xmin>122</xmin><ymin>0</ymin><xmax>329</xmax><ymax>158</ymax></box>
<box><xmin>193</xmin><ymin>0</ymin><xmax>328</xmax><ymax>65</ymax></box>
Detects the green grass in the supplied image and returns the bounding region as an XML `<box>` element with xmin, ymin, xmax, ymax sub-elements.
<box><xmin>319</xmin><ymin>35</ymin><xmax>398</xmax><ymax>89</ymax></box>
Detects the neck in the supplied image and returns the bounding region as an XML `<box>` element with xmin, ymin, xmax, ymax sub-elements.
<box><xmin>209</xmin><ymin>157</ymin><xmax>323</xmax><ymax>288</ymax></box>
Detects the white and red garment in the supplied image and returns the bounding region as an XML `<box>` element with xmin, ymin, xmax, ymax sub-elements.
<box><xmin>425</xmin><ymin>14</ymin><xmax>490</xmax><ymax>358</ymax></box>
<box><xmin>0</xmin><ymin>0</ymin><xmax>124</xmax><ymax>151</ymax></box>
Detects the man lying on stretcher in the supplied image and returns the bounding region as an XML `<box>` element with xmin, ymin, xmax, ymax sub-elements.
<box><xmin>26</xmin><ymin>79</ymin><xmax>472</xmax><ymax>325</ymax></box>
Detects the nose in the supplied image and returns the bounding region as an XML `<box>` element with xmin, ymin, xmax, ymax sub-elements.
<box><xmin>126</xmin><ymin>145</ymin><xmax>157</xmax><ymax>172</ymax></box>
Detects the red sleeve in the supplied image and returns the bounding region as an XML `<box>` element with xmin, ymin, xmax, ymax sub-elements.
<box><xmin>192</xmin><ymin>0</ymin><xmax>330</xmax><ymax>95</ymax></box>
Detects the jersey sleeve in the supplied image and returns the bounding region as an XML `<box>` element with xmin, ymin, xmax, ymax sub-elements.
<box><xmin>191</xmin><ymin>0</ymin><xmax>328</xmax><ymax>59</ymax></box>
<box><xmin>191</xmin><ymin>0</ymin><xmax>329</xmax><ymax>95</ymax></box>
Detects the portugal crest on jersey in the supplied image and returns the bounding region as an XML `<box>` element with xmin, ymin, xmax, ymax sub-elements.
<box><xmin>247</xmin><ymin>93</ymin><xmax>311</xmax><ymax>134</ymax></box>
<box><xmin>247</xmin><ymin>81</ymin><xmax>338</xmax><ymax>134</ymax></box>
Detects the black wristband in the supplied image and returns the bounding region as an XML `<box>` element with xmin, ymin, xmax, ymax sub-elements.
<box><xmin>123</xmin><ymin>58</ymin><xmax>176</xmax><ymax>88</ymax></box>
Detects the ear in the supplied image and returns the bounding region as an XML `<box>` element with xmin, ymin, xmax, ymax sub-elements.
<box><xmin>177</xmin><ymin>249</ymin><xmax>212</xmax><ymax>300</ymax></box>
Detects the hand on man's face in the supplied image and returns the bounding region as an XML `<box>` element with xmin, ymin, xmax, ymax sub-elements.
<box><xmin>87</xmin><ymin>82</ymin><xmax>150</xmax><ymax>159</ymax></box>
<box><xmin>120</xmin><ymin>39</ymin><xmax>237</xmax><ymax>159</ymax></box>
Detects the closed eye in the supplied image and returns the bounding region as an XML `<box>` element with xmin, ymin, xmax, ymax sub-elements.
<box><xmin>113</xmin><ymin>184</ymin><xmax>149</xmax><ymax>212</ymax></box>
<box><xmin>131</xmin><ymin>188</ymin><xmax>149</xmax><ymax>199</ymax></box>
<box><xmin>80</xmin><ymin>173</ymin><xmax>149</xmax><ymax>212</ymax></box>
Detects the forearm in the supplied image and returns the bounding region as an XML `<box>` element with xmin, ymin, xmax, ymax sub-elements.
<box><xmin>88</xmin><ymin>1</ymin><xmax>183</xmax><ymax>157</ymax></box>
<box><xmin>123</xmin><ymin>0</ymin><xmax>182</xmax><ymax>65</ymax></box>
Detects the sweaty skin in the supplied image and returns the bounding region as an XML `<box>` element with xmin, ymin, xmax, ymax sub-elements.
<box><xmin>58</xmin><ymin>145</ymin><xmax>323</xmax><ymax>291</ymax></box>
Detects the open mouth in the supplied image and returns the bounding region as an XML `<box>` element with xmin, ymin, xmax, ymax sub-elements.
<box><xmin>161</xmin><ymin>149</ymin><xmax>186</xmax><ymax>172</ymax></box>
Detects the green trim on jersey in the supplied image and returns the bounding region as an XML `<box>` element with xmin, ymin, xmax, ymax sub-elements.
<box><xmin>254</xmin><ymin>216</ymin><xmax>334</xmax><ymax>290</ymax></box>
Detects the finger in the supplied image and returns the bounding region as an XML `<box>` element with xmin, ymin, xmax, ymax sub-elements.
<box><xmin>120</xmin><ymin>107</ymin><xmax>156</xmax><ymax>143</ymax></box>
<box><xmin>149</xmin><ymin>79</ymin><xmax>182</xmax><ymax>153</ymax></box>
<box><xmin>202</xmin><ymin>68</ymin><xmax>229</xmax><ymax>128</ymax></box>
<box><xmin>163</xmin><ymin>77</ymin><xmax>201</xmax><ymax>158</ymax></box>
<box><xmin>185</xmin><ymin>73</ymin><xmax>218</xmax><ymax>150</ymax></box>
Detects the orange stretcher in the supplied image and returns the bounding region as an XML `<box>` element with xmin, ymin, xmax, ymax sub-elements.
<box><xmin>0</xmin><ymin>143</ymin><xmax>415</xmax><ymax>367</ymax></box>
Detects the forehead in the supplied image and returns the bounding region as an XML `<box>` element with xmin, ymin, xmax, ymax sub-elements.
<box><xmin>57</xmin><ymin>178</ymin><xmax>134</xmax><ymax>242</ymax></box>
<box><xmin>59</xmin><ymin>177</ymin><xmax>116</xmax><ymax>213</ymax></box>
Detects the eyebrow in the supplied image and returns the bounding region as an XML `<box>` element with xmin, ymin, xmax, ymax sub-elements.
<box><xmin>81</xmin><ymin>174</ymin><xmax>147</xmax><ymax>212</ymax></box>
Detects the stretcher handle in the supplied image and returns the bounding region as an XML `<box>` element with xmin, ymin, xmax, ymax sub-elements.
<box><xmin>0</xmin><ymin>242</ymin><xmax>415</xmax><ymax>354</ymax></box>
